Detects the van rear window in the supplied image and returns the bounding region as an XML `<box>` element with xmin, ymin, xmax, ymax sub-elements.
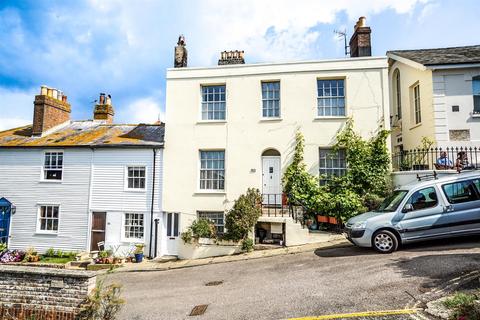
<box><xmin>442</xmin><ymin>179</ymin><xmax>480</xmax><ymax>204</ymax></box>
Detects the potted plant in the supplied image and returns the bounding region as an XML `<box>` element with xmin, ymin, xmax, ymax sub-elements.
<box><xmin>134</xmin><ymin>244</ymin><xmax>145</xmax><ymax>263</ymax></box>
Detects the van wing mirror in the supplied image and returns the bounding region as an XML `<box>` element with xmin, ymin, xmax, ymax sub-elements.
<box><xmin>402</xmin><ymin>203</ymin><xmax>413</xmax><ymax>213</ymax></box>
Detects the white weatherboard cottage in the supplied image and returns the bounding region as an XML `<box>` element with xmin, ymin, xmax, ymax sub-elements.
<box><xmin>0</xmin><ymin>89</ymin><xmax>167</xmax><ymax>258</ymax></box>
<box><xmin>163</xmin><ymin>18</ymin><xmax>391</xmax><ymax>256</ymax></box>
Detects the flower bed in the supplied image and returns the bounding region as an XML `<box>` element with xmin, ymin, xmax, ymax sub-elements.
<box><xmin>0</xmin><ymin>250</ymin><xmax>25</xmax><ymax>263</ymax></box>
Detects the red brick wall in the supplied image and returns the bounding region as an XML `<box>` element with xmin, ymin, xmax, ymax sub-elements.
<box><xmin>32</xmin><ymin>95</ymin><xmax>71</xmax><ymax>135</ymax></box>
<box><xmin>0</xmin><ymin>304</ymin><xmax>76</xmax><ymax>320</ymax></box>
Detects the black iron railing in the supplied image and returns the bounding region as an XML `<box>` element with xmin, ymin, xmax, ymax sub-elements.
<box><xmin>261</xmin><ymin>194</ymin><xmax>285</xmax><ymax>217</ymax></box>
<box><xmin>392</xmin><ymin>146</ymin><xmax>479</xmax><ymax>172</ymax></box>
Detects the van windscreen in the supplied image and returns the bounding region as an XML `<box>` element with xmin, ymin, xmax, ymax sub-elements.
<box><xmin>375</xmin><ymin>190</ymin><xmax>408</xmax><ymax>212</ymax></box>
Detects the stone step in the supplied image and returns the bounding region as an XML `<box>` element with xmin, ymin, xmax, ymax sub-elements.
<box><xmin>153</xmin><ymin>255</ymin><xmax>178</xmax><ymax>263</ymax></box>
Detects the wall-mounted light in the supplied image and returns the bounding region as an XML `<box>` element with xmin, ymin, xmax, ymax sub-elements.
<box><xmin>11</xmin><ymin>205</ymin><xmax>16</xmax><ymax>215</ymax></box>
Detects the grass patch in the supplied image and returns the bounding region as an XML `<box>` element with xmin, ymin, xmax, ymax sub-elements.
<box><xmin>40</xmin><ymin>256</ymin><xmax>75</xmax><ymax>264</ymax></box>
<box><xmin>444</xmin><ymin>292</ymin><xmax>480</xmax><ymax>320</ymax></box>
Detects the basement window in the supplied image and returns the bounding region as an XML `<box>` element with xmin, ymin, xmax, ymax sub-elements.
<box><xmin>43</xmin><ymin>152</ymin><xmax>63</xmax><ymax>180</ymax></box>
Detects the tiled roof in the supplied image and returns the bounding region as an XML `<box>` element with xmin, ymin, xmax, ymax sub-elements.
<box><xmin>388</xmin><ymin>45</ymin><xmax>480</xmax><ymax>66</ymax></box>
<box><xmin>0</xmin><ymin>121</ymin><xmax>164</xmax><ymax>148</ymax></box>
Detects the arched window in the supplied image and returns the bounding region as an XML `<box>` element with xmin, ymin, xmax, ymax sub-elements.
<box><xmin>473</xmin><ymin>76</ymin><xmax>480</xmax><ymax>114</ymax></box>
<box><xmin>393</xmin><ymin>69</ymin><xmax>402</xmax><ymax>119</ymax></box>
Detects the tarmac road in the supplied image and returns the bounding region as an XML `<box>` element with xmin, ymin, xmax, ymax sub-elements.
<box><xmin>107</xmin><ymin>236</ymin><xmax>480</xmax><ymax>320</ymax></box>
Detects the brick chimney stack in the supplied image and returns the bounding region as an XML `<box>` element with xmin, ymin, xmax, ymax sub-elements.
<box><xmin>349</xmin><ymin>16</ymin><xmax>372</xmax><ymax>58</ymax></box>
<box><xmin>93</xmin><ymin>93</ymin><xmax>114</xmax><ymax>123</ymax></box>
<box><xmin>218</xmin><ymin>50</ymin><xmax>245</xmax><ymax>65</ymax></box>
<box><xmin>32</xmin><ymin>85</ymin><xmax>71</xmax><ymax>136</ymax></box>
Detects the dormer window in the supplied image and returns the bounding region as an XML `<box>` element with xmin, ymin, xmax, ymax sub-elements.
<box><xmin>44</xmin><ymin>152</ymin><xmax>63</xmax><ymax>180</ymax></box>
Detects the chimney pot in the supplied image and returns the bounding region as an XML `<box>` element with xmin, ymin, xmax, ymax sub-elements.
<box><xmin>93</xmin><ymin>93</ymin><xmax>114</xmax><ymax>123</ymax></box>
<box><xmin>218</xmin><ymin>50</ymin><xmax>245</xmax><ymax>65</ymax></box>
<box><xmin>99</xmin><ymin>93</ymin><xmax>105</xmax><ymax>104</ymax></box>
<box><xmin>349</xmin><ymin>16</ymin><xmax>372</xmax><ymax>58</ymax></box>
<box><xmin>32</xmin><ymin>86</ymin><xmax>71</xmax><ymax>136</ymax></box>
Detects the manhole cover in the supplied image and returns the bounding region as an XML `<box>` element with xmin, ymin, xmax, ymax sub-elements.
<box><xmin>205</xmin><ymin>280</ymin><xmax>223</xmax><ymax>286</ymax></box>
<box><xmin>190</xmin><ymin>304</ymin><xmax>208</xmax><ymax>316</ymax></box>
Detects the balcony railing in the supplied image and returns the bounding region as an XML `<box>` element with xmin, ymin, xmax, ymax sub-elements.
<box><xmin>392</xmin><ymin>146</ymin><xmax>479</xmax><ymax>172</ymax></box>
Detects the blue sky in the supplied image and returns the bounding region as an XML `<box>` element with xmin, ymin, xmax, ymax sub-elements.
<box><xmin>1</xmin><ymin>0</ymin><xmax>479</xmax><ymax>130</ymax></box>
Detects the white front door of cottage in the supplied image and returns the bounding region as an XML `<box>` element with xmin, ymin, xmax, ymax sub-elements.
<box><xmin>165</xmin><ymin>212</ymin><xmax>179</xmax><ymax>256</ymax></box>
<box><xmin>262</xmin><ymin>156</ymin><xmax>281</xmax><ymax>205</ymax></box>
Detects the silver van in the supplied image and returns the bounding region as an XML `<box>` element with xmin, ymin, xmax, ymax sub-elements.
<box><xmin>345</xmin><ymin>172</ymin><xmax>480</xmax><ymax>253</ymax></box>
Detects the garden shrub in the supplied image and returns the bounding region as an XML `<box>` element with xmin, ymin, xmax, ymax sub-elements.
<box><xmin>224</xmin><ymin>188</ymin><xmax>262</xmax><ymax>241</ymax></box>
<box><xmin>78</xmin><ymin>280</ymin><xmax>125</xmax><ymax>320</ymax></box>
<box><xmin>181</xmin><ymin>218</ymin><xmax>217</xmax><ymax>244</ymax></box>
<box><xmin>241</xmin><ymin>238</ymin><xmax>254</xmax><ymax>252</ymax></box>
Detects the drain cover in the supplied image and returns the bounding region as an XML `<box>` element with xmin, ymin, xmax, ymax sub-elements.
<box><xmin>190</xmin><ymin>304</ymin><xmax>208</xmax><ymax>316</ymax></box>
<box><xmin>205</xmin><ymin>280</ymin><xmax>223</xmax><ymax>286</ymax></box>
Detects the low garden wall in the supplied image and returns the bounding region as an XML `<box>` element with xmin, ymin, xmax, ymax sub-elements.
<box><xmin>178</xmin><ymin>238</ymin><xmax>242</xmax><ymax>260</ymax></box>
<box><xmin>0</xmin><ymin>265</ymin><xmax>96</xmax><ymax>319</ymax></box>
<box><xmin>391</xmin><ymin>170</ymin><xmax>458</xmax><ymax>188</ymax></box>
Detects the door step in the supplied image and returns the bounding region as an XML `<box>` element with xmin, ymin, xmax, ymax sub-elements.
<box><xmin>153</xmin><ymin>255</ymin><xmax>178</xmax><ymax>263</ymax></box>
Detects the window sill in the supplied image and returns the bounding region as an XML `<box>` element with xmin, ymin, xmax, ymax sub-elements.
<box><xmin>124</xmin><ymin>189</ymin><xmax>147</xmax><ymax>193</ymax></box>
<box><xmin>259</xmin><ymin>117</ymin><xmax>282</xmax><ymax>122</ymax></box>
<box><xmin>34</xmin><ymin>232</ymin><xmax>58</xmax><ymax>236</ymax></box>
<box><xmin>196</xmin><ymin>120</ymin><xmax>227</xmax><ymax>124</ymax></box>
<box><xmin>409</xmin><ymin>123</ymin><xmax>422</xmax><ymax>130</ymax></box>
<box><xmin>314</xmin><ymin>116</ymin><xmax>348</xmax><ymax>121</ymax></box>
<box><xmin>120</xmin><ymin>239</ymin><xmax>145</xmax><ymax>244</ymax></box>
<box><xmin>194</xmin><ymin>191</ymin><xmax>227</xmax><ymax>195</ymax></box>
<box><xmin>39</xmin><ymin>180</ymin><xmax>63</xmax><ymax>184</ymax></box>
<box><xmin>471</xmin><ymin>113</ymin><xmax>480</xmax><ymax>118</ymax></box>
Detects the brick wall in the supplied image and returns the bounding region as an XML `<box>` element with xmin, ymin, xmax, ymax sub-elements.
<box><xmin>32</xmin><ymin>95</ymin><xmax>71</xmax><ymax>135</ymax></box>
<box><xmin>0</xmin><ymin>265</ymin><xmax>96</xmax><ymax>319</ymax></box>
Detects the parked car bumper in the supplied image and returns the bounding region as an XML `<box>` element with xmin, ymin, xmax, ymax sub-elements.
<box><xmin>344</xmin><ymin>227</ymin><xmax>372</xmax><ymax>248</ymax></box>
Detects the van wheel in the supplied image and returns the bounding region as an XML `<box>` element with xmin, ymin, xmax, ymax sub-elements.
<box><xmin>372</xmin><ymin>230</ymin><xmax>398</xmax><ymax>253</ymax></box>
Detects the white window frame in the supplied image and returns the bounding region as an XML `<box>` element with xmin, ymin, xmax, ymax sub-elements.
<box><xmin>122</xmin><ymin>213</ymin><xmax>145</xmax><ymax>242</ymax></box>
<box><xmin>199</xmin><ymin>150</ymin><xmax>225</xmax><ymax>191</ymax></box>
<box><xmin>261</xmin><ymin>81</ymin><xmax>281</xmax><ymax>119</ymax></box>
<box><xmin>197</xmin><ymin>211</ymin><xmax>225</xmax><ymax>234</ymax></box>
<box><xmin>36</xmin><ymin>204</ymin><xmax>60</xmax><ymax>234</ymax></box>
<box><xmin>319</xmin><ymin>148</ymin><xmax>347</xmax><ymax>185</ymax></box>
<box><xmin>124</xmin><ymin>166</ymin><xmax>147</xmax><ymax>192</ymax></box>
<box><xmin>200</xmin><ymin>84</ymin><xmax>227</xmax><ymax>121</ymax></box>
<box><xmin>413</xmin><ymin>83</ymin><xmax>422</xmax><ymax>125</ymax></box>
<box><xmin>317</xmin><ymin>79</ymin><xmax>346</xmax><ymax>117</ymax></box>
<box><xmin>41</xmin><ymin>150</ymin><xmax>64</xmax><ymax>182</ymax></box>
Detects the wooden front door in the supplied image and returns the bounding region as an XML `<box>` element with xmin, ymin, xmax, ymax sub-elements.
<box><xmin>90</xmin><ymin>212</ymin><xmax>106</xmax><ymax>252</ymax></box>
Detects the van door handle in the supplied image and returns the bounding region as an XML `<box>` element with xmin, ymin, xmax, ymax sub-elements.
<box><xmin>443</xmin><ymin>205</ymin><xmax>454</xmax><ymax>213</ymax></box>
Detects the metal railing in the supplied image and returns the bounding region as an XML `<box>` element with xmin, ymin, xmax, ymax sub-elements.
<box><xmin>392</xmin><ymin>146</ymin><xmax>479</xmax><ymax>172</ymax></box>
<box><xmin>261</xmin><ymin>194</ymin><xmax>286</xmax><ymax>217</ymax></box>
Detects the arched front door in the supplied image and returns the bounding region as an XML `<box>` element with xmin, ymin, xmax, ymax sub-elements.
<box><xmin>261</xmin><ymin>149</ymin><xmax>281</xmax><ymax>206</ymax></box>
<box><xmin>0</xmin><ymin>198</ymin><xmax>12</xmax><ymax>245</ymax></box>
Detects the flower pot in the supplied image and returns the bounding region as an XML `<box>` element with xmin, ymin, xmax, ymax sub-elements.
<box><xmin>317</xmin><ymin>215</ymin><xmax>329</xmax><ymax>223</ymax></box>
<box><xmin>328</xmin><ymin>217</ymin><xmax>338</xmax><ymax>225</ymax></box>
<box><xmin>134</xmin><ymin>253</ymin><xmax>144</xmax><ymax>263</ymax></box>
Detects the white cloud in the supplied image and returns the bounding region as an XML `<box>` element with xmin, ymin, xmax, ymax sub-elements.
<box><xmin>0</xmin><ymin>87</ymin><xmax>36</xmax><ymax>131</ymax></box>
<box><xmin>118</xmin><ymin>97</ymin><xmax>164</xmax><ymax>124</ymax></box>
<box><xmin>191</xmin><ymin>0</ymin><xmax>430</xmax><ymax>63</ymax></box>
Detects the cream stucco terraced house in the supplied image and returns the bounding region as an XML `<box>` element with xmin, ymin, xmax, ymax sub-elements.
<box><xmin>0</xmin><ymin>89</ymin><xmax>168</xmax><ymax>258</ymax></box>
<box><xmin>388</xmin><ymin>45</ymin><xmax>480</xmax><ymax>151</ymax></box>
<box><xmin>163</xmin><ymin>18</ymin><xmax>391</xmax><ymax>254</ymax></box>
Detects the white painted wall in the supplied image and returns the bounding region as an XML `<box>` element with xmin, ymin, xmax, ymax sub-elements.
<box><xmin>0</xmin><ymin>147</ymin><xmax>164</xmax><ymax>256</ymax></box>
<box><xmin>163</xmin><ymin>57</ymin><xmax>390</xmax><ymax>234</ymax></box>
<box><xmin>432</xmin><ymin>68</ymin><xmax>480</xmax><ymax>146</ymax></box>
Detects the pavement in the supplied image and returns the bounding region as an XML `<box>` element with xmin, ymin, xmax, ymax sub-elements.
<box><xmin>114</xmin><ymin>235</ymin><xmax>347</xmax><ymax>273</ymax></box>
<box><xmin>104</xmin><ymin>236</ymin><xmax>480</xmax><ymax>320</ymax></box>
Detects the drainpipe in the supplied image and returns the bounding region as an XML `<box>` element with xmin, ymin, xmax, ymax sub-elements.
<box><xmin>148</xmin><ymin>149</ymin><xmax>157</xmax><ymax>258</ymax></box>
<box><xmin>154</xmin><ymin>218</ymin><xmax>160</xmax><ymax>258</ymax></box>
